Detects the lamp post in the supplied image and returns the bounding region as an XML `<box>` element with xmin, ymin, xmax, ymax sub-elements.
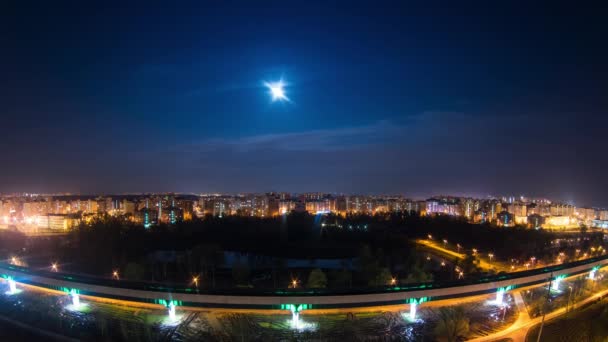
<box><xmin>566</xmin><ymin>286</ymin><xmax>573</xmax><ymax>315</ymax></box>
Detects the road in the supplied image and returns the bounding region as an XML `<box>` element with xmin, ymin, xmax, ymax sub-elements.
<box><xmin>416</xmin><ymin>239</ymin><xmax>503</xmax><ymax>272</ymax></box>
<box><xmin>470</xmin><ymin>284</ymin><xmax>608</xmax><ymax>342</ymax></box>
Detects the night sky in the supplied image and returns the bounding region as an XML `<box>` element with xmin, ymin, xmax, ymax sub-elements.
<box><xmin>1</xmin><ymin>2</ymin><xmax>607</xmax><ymax>206</ymax></box>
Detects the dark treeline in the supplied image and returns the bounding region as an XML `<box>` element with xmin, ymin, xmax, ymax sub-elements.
<box><xmin>2</xmin><ymin>212</ymin><xmax>603</xmax><ymax>290</ymax></box>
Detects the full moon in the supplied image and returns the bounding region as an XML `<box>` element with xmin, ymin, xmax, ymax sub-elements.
<box><xmin>264</xmin><ymin>80</ymin><xmax>289</xmax><ymax>102</ymax></box>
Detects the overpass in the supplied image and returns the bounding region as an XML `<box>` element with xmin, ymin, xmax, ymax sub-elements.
<box><xmin>1</xmin><ymin>255</ymin><xmax>607</xmax><ymax>311</ymax></box>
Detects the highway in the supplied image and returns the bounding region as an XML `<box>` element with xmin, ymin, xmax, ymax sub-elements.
<box><xmin>1</xmin><ymin>255</ymin><xmax>607</xmax><ymax>311</ymax></box>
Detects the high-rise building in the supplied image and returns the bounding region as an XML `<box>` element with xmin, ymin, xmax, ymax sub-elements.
<box><xmin>123</xmin><ymin>200</ymin><xmax>136</xmax><ymax>215</ymax></box>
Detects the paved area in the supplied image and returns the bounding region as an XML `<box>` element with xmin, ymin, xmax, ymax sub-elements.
<box><xmin>469</xmin><ymin>288</ymin><xmax>608</xmax><ymax>342</ymax></box>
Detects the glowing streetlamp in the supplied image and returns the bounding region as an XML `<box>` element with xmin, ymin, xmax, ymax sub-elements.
<box><xmin>390</xmin><ymin>277</ymin><xmax>397</xmax><ymax>285</ymax></box>
<box><xmin>410</xmin><ymin>301</ymin><xmax>417</xmax><ymax>320</ymax></box>
<box><xmin>112</xmin><ymin>270</ymin><xmax>119</xmax><ymax>280</ymax></box>
<box><xmin>552</xmin><ymin>277</ymin><xmax>561</xmax><ymax>291</ymax></box>
<box><xmin>51</xmin><ymin>263</ymin><xmax>58</xmax><ymax>272</ymax></box>
<box><xmin>456</xmin><ymin>244</ymin><xmax>462</xmax><ymax>253</ymax></box>
<box><xmin>193</xmin><ymin>276</ymin><xmax>199</xmax><ymax>288</ymax></box>
<box><xmin>427</xmin><ymin>234</ymin><xmax>433</xmax><ymax>240</ymax></box>
<box><xmin>472</xmin><ymin>248</ymin><xmax>478</xmax><ymax>256</ymax></box>
<box><xmin>6</xmin><ymin>278</ymin><xmax>17</xmax><ymax>295</ymax></box>
<box><xmin>458</xmin><ymin>271</ymin><xmax>464</xmax><ymax>279</ymax></box>
<box><xmin>589</xmin><ymin>267</ymin><xmax>598</xmax><ymax>280</ymax></box>
<box><xmin>291</xmin><ymin>279</ymin><xmax>298</xmax><ymax>288</ymax></box>
<box><xmin>70</xmin><ymin>289</ymin><xmax>80</xmax><ymax>308</ymax></box>
<box><xmin>495</xmin><ymin>288</ymin><xmax>505</xmax><ymax>305</ymax></box>
<box><xmin>168</xmin><ymin>302</ymin><xmax>176</xmax><ymax>321</ymax></box>
<box><xmin>443</xmin><ymin>239</ymin><xmax>448</xmax><ymax>247</ymax></box>
<box><xmin>489</xmin><ymin>253</ymin><xmax>494</xmax><ymax>261</ymax></box>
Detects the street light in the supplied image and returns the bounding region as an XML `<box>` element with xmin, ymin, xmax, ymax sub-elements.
<box><xmin>51</xmin><ymin>263</ymin><xmax>58</xmax><ymax>272</ymax></box>
<box><xmin>456</xmin><ymin>244</ymin><xmax>461</xmax><ymax>253</ymax></box>
<box><xmin>427</xmin><ymin>234</ymin><xmax>433</xmax><ymax>240</ymax></box>
<box><xmin>489</xmin><ymin>253</ymin><xmax>494</xmax><ymax>261</ymax></box>
<box><xmin>472</xmin><ymin>248</ymin><xmax>478</xmax><ymax>256</ymax></box>
<box><xmin>291</xmin><ymin>279</ymin><xmax>298</xmax><ymax>288</ymax></box>
<box><xmin>112</xmin><ymin>270</ymin><xmax>119</xmax><ymax>280</ymax></box>
<box><xmin>193</xmin><ymin>276</ymin><xmax>199</xmax><ymax>288</ymax></box>
<box><xmin>390</xmin><ymin>277</ymin><xmax>397</xmax><ymax>285</ymax></box>
<box><xmin>567</xmin><ymin>286</ymin><xmax>573</xmax><ymax>314</ymax></box>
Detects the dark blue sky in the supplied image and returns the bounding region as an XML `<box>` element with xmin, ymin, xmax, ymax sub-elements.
<box><xmin>1</xmin><ymin>2</ymin><xmax>607</xmax><ymax>206</ymax></box>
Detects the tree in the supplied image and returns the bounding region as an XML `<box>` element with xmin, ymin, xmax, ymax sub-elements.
<box><xmin>369</xmin><ymin>267</ymin><xmax>393</xmax><ymax>287</ymax></box>
<box><xmin>330</xmin><ymin>268</ymin><xmax>353</xmax><ymax>289</ymax></box>
<box><xmin>232</xmin><ymin>258</ymin><xmax>251</xmax><ymax>286</ymax></box>
<box><xmin>307</xmin><ymin>268</ymin><xmax>328</xmax><ymax>288</ymax></box>
<box><xmin>432</xmin><ymin>306</ymin><xmax>470</xmax><ymax>342</ymax></box>
<box><xmin>200</xmin><ymin>243</ymin><xmax>224</xmax><ymax>288</ymax></box>
<box><xmin>460</xmin><ymin>253</ymin><xmax>480</xmax><ymax>275</ymax></box>
<box><xmin>124</xmin><ymin>262</ymin><xmax>145</xmax><ymax>280</ymax></box>
<box><xmin>405</xmin><ymin>262</ymin><xmax>433</xmax><ymax>283</ymax></box>
<box><xmin>271</xmin><ymin>257</ymin><xmax>287</xmax><ymax>289</ymax></box>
